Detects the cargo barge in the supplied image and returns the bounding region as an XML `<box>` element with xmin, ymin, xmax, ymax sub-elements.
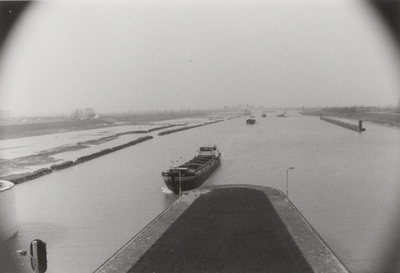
<box><xmin>161</xmin><ymin>145</ymin><xmax>221</xmax><ymax>194</ymax></box>
<box><xmin>246</xmin><ymin>116</ymin><xmax>256</xmax><ymax>124</ymax></box>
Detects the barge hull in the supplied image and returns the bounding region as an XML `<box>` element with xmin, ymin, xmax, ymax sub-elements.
<box><xmin>163</xmin><ymin>158</ymin><xmax>220</xmax><ymax>193</ymax></box>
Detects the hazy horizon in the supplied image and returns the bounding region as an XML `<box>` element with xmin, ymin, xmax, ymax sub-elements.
<box><xmin>0</xmin><ymin>0</ymin><xmax>399</xmax><ymax>116</ymax></box>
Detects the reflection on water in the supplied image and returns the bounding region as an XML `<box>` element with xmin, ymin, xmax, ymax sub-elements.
<box><xmin>1</xmin><ymin>112</ymin><xmax>399</xmax><ymax>272</ymax></box>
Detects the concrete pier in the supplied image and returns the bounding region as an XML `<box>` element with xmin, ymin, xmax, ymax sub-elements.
<box><xmin>95</xmin><ymin>185</ymin><xmax>349</xmax><ymax>273</ymax></box>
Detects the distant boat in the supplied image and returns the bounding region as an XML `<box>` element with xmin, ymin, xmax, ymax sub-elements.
<box><xmin>277</xmin><ymin>111</ymin><xmax>289</xmax><ymax>117</ymax></box>
<box><xmin>261</xmin><ymin>113</ymin><xmax>267</xmax><ymax>117</ymax></box>
<box><xmin>161</xmin><ymin>145</ymin><xmax>221</xmax><ymax>194</ymax></box>
<box><xmin>246</xmin><ymin>116</ymin><xmax>256</xmax><ymax>124</ymax></box>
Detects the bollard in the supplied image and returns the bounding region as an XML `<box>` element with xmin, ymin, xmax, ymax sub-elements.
<box><xmin>17</xmin><ymin>239</ymin><xmax>47</xmax><ymax>273</ymax></box>
<box><xmin>30</xmin><ymin>239</ymin><xmax>47</xmax><ymax>273</ymax></box>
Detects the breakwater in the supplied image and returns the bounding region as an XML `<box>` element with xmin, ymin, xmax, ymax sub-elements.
<box><xmin>320</xmin><ymin>115</ymin><xmax>365</xmax><ymax>132</ymax></box>
<box><xmin>158</xmin><ymin>120</ymin><xmax>222</xmax><ymax>136</ymax></box>
<box><xmin>1</xmin><ymin>136</ymin><xmax>153</xmax><ymax>184</ymax></box>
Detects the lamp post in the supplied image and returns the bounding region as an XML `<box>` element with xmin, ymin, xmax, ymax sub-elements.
<box><xmin>176</xmin><ymin>168</ymin><xmax>187</xmax><ymax>197</ymax></box>
<box><xmin>286</xmin><ymin>167</ymin><xmax>295</xmax><ymax>199</ymax></box>
<box><xmin>179</xmin><ymin>169</ymin><xmax>182</xmax><ymax>197</ymax></box>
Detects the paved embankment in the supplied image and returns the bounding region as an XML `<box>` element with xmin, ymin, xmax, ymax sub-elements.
<box><xmin>95</xmin><ymin>185</ymin><xmax>349</xmax><ymax>273</ymax></box>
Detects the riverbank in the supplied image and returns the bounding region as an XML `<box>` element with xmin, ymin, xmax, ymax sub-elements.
<box><xmin>0</xmin><ymin>111</ymin><xmax>215</xmax><ymax>140</ymax></box>
<box><xmin>0</xmin><ymin>115</ymin><xmax>237</xmax><ymax>184</ymax></box>
<box><xmin>300</xmin><ymin>109</ymin><xmax>400</xmax><ymax>129</ymax></box>
<box><xmin>95</xmin><ymin>185</ymin><xmax>349</xmax><ymax>273</ymax></box>
<box><xmin>1</xmin><ymin>136</ymin><xmax>154</xmax><ymax>184</ymax></box>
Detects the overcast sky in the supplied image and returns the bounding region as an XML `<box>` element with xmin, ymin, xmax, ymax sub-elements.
<box><xmin>0</xmin><ymin>0</ymin><xmax>399</xmax><ymax>116</ymax></box>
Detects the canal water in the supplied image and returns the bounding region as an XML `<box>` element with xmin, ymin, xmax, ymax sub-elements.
<box><xmin>1</xmin><ymin>112</ymin><xmax>399</xmax><ymax>272</ymax></box>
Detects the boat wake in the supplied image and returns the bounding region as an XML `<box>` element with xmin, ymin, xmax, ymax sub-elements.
<box><xmin>161</xmin><ymin>186</ymin><xmax>174</xmax><ymax>194</ymax></box>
